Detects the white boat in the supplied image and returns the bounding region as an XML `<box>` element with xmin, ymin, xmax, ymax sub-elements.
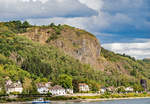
<box><xmin>32</xmin><ymin>98</ymin><xmax>51</xmax><ymax>104</ymax></box>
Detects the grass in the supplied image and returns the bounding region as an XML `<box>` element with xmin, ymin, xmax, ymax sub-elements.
<box><xmin>76</xmin><ymin>93</ymin><xmax>150</xmax><ymax>99</ymax></box>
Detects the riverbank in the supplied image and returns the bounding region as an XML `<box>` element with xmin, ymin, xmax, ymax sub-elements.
<box><xmin>4</xmin><ymin>97</ymin><xmax>150</xmax><ymax>104</ymax></box>
<box><xmin>80</xmin><ymin>96</ymin><xmax>150</xmax><ymax>102</ymax></box>
<box><xmin>1</xmin><ymin>93</ymin><xmax>150</xmax><ymax>103</ymax></box>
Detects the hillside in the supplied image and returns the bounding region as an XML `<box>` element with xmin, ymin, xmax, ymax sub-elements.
<box><xmin>0</xmin><ymin>21</ymin><xmax>150</xmax><ymax>93</ymax></box>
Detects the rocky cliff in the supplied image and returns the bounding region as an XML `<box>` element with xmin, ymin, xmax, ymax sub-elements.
<box><xmin>19</xmin><ymin>25</ymin><xmax>101</xmax><ymax>70</ymax></box>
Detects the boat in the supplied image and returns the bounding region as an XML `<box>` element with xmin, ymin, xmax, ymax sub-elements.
<box><xmin>32</xmin><ymin>98</ymin><xmax>51</xmax><ymax>104</ymax></box>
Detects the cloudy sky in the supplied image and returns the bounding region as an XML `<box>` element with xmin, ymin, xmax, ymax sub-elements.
<box><xmin>0</xmin><ymin>0</ymin><xmax>150</xmax><ymax>59</ymax></box>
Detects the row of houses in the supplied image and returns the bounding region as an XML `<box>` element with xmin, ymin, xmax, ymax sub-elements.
<box><xmin>4</xmin><ymin>79</ymin><xmax>134</xmax><ymax>95</ymax></box>
<box><xmin>99</xmin><ymin>86</ymin><xmax>134</xmax><ymax>93</ymax></box>
<box><xmin>4</xmin><ymin>80</ymin><xmax>90</xmax><ymax>95</ymax></box>
<box><xmin>4</xmin><ymin>80</ymin><xmax>72</xmax><ymax>95</ymax></box>
<box><xmin>36</xmin><ymin>82</ymin><xmax>73</xmax><ymax>95</ymax></box>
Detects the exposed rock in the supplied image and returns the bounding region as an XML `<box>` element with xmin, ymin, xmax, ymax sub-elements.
<box><xmin>19</xmin><ymin>26</ymin><xmax>102</xmax><ymax>70</ymax></box>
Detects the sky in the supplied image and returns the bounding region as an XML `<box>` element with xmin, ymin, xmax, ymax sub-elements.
<box><xmin>0</xmin><ymin>0</ymin><xmax>150</xmax><ymax>59</ymax></box>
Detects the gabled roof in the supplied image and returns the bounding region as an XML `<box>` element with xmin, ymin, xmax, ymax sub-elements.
<box><xmin>5</xmin><ymin>82</ymin><xmax>22</xmax><ymax>89</ymax></box>
<box><xmin>50</xmin><ymin>85</ymin><xmax>64</xmax><ymax>90</ymax></box>
<box><xmin>36</xmin><ymin>83</ymin><xmax>46</xmax><ymax>88</ymax></box>
<box><xmin>36</xmin><ymin>82</ymin><xmax>52</xmax><ymax>88</ymax></box>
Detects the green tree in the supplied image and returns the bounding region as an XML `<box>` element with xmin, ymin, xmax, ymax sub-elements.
<box><xmin>22</xmin><ymin>21</ymin><xmax>30</xmax><ymax>28</ymax></box>
<box><xmin>130</xmin><ymin>69</ymin><xmax>138</xmax><ymax>76</ymax></box>
<box><xmin>72</xmin><ymin>78</ymin><xmax>80</xmax><ymax>93</ymax></box>
<box><xmin>58</xmin><ymin>74</ymin><xmax>73</xmax><ymax>89</ymax></box>
<box><xmin>50</xmin><ymin>23</ymin><xmax>55</xmax><ymax>27</ymax></box>
<box><xmin>116</xmin><ymin>86</ymin><xmax>125</xmax><ymax>93</ymax></box>
<box><xmin>133</xmin><ymin>84</ymin><xmax>144</xmax><ymax>92</ymax></box>
<box><xmin>22</xmin><ymin>77</ymin><xmax>32</xmax><ymax>94</ymax></box>
<box><xmin>89</xmin><ymin>80</ymin><xmax>100</xmax><ymax>92</ymax></box>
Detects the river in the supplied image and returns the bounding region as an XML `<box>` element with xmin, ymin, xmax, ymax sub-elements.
<box><xmin>4</xmin><ymin>98</ymin><xmax>150</xmax><ymax>104</ymax></box>
<box><xmin>52</xmin><ymin>98</ymin><xmax>150</xmax><ymax>104</ymax></box>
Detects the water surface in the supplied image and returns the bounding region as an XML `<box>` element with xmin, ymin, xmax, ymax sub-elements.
<box><xmin>6</xmin><ymin>98</ymin><xmax>150</xmax><ymax>104</ymax></box>
<box><xmin>52</xmin><ymin>98</ymin><xmax>150</xmax><ymax>104</ymax></box>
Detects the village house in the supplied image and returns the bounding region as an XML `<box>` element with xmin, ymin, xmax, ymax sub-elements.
<box><xmin>36</xmin><ymin>82</ymin><xmax>52</xmax><ymax>94</ymax></box>
<box><xmin>5</xmin><ymin>80</ymin><xmax>23</xmax><ymax>94</ymax></box>
<box><xmin>36</xmin><ymin>81</ymin><xmax>73</xmax><ymax>95</ymax></box>
<box><xmin>125</xmin><ymin>87</ymin><xmax>134</xmax><ymax>92</ymax></box>
<box><xmin>49</xmin><ymin>85</ymin><xmax>66</xmax><ymax>95</ymax></box>
<box><xmin>99</xmin><ymin>87</ymin><xmax>106</xmax><ymax>93</ymax></box>
<box><xmin>106</xmin><ymin>86</ymin><xmax>115</xmax><ymax>92</ymax></box>
<box><xmin>78</xmin><ymin>83</ymin><xmax>90</xmax><ymax>92</ymax></box>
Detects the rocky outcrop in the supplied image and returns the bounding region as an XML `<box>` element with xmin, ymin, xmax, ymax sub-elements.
<box><xmin>19</xmin><ymin>26</ymin><xmax>101</xmax><ymax>69</ymax></box>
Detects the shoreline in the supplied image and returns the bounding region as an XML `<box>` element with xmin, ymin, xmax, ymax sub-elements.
<box><xmin>49</xmin><ymin>96</ymin><xmax>150</xmax><ymax>103</ymax></box>
<box><xmin>79</xmin><ymin>96</ymin><xmax>150</xmax><ymax>102</ymax></box>
<box><xmin>3</xmin><ymin>96</ymin><xmax>150</xmax><ymax>104</ymax></box>
<box><xmin>2</xmin><ymin>94</ymin><xmax>150</xmax><ymax>104</ymax></box>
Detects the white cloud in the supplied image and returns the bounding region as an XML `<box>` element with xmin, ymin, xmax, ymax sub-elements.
<box><xmin>78</xmin><ymin>0</ymin><xmax>103</xmax><ymax>11</ymax></box>
<box><xmin>22</xmin><ymin>0</ymin><xmax>48</xmax><ymax>3</ymax></box>
<box><xmin>102</xmin><ymin>39</ymin><xmax>150</xmax><ymax>59</ymax></box>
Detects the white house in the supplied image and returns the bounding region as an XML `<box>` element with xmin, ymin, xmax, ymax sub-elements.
<box><xmin>78</xmin><ymin>83</ymin><xmax>90</xmax><ymax>92</ymax></box>
<box><xmin>36</xmin><ymin>82</ymin><xmax>52</xmax><ymax>94</ymax></box>
<box><xmin>99</xmin><ymin>87</ymin><xmax>106</xmax><ymax>93</ymax></box>
<box><xmin>37</xmin><ymin>86</ymin><xmax>49</xmax><ymax>94</ymax></box>
<box><xmin>49</xmin><ymin>85</ymin><xmax>66</xmax><ymax>95</ymax></box>
<box><xmin>5</xmin><ymin>80</ymin><xmax>23</xmax><ymax>94</ymax></box>
<box><xmin>125</xmin><ymin>87</ymin><xmax>134</xmax><ymax>92</ymax></box>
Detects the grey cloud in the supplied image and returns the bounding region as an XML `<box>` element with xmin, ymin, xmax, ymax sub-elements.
<box><xmin>0</xmin><ymin>0</ymin><xmax>98</xmax><ymax>21</ymax></box>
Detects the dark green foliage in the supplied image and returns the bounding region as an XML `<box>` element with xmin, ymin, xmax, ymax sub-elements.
<box><xmin>116</xmin><ymin>87</ymin><xmax>125</xmax><ymax>93</ymax></box>
<box><xmin>22</xmin><ymin>21</ymin><xmax>31</xmax><ymax>28</ymax></box>
<box><xmin>58</xmin><ymin>74</ymin><xmax>73</xmax><ymax>89</ymax></box>
<box><xmin>46</xmin><ymin>33</ymin><xmax>58</xmax><ymax>42</ymax></box>
<box><xmin>130</xmin><ymin>69</ymin><xmax>138</xmax><ymax>76</ymax></box>
<box><xmin>22</xmin><ymin>56</ymin><xmax>52</xmax><ymax>77</ymax></box>
<box><xmin>2</xmin><ymin>20</ymin><xmax>31</xmax><ymax>33</ymax></box>
<box><xmin>49</xmin><ymin>23</ymin><xmax>55</xmax><ymax>27</ymax></box>
<box><xmin>0</xmin><ymin>54</ymin><xmax>13</xmax><ymax>65</ymax></box>
<box><xmin>101</xmin><ymin>48</ymin><xmax>120</xmax><ymax>62</ymax></box>
<box><xmin>72</xmin><ymin>78</ymin><xmax>80</xmax><ymax>93</ymax></box>
<box><xmin>46</xmin><ymin>23</ymin><xmax>63</xmax><ymax>42</ymax></box>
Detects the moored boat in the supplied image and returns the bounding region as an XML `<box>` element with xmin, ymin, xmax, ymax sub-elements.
<box><xmin>32</xmin><ymin>98</ymin><xmax>51</xmax><ymax>104</ymax></box>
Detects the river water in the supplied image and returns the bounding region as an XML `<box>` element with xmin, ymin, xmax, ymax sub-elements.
<box><xmin>5</xmin><ymin>98</ymin><xmax>150</xmax><ymax>104</ymax></box>
<box><xmin>51</xmin><ymin>98</ymin><xmax>150</xmax><ymax>104</ymax></box>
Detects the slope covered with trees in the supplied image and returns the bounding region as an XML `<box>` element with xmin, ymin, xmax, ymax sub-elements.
<box><xmin>0</xmin><ymin>21</ymin><xmax>150</xmax><ymax>93</ymax></box>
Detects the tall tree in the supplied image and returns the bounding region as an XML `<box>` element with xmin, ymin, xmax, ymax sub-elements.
<box><xmin>58</xmin><ymin>74</ymin><xmax>73</xmax><ymax>89</ymax></box>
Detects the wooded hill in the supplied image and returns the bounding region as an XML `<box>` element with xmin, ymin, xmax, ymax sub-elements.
<box><xmin>0</xmin><ymin>21</ymin><xmax>150</xmax><ymax>93</ymax></box>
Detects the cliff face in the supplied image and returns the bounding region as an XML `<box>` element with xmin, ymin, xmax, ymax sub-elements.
<box><xmin>19</xmin><ymin>25</ymin><xmax>101</xmax><ymax>69</ymax></box>
<box><xmin>18</xmin><ymin>25</ymin><xmax>149</xmax><ymax>74</ymax></box>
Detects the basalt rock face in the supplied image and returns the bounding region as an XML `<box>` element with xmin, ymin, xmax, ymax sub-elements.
<box><xmin>19</xmin><ymin>25</ymin><xmax>101</xmax><ymax>70</ymax></box>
